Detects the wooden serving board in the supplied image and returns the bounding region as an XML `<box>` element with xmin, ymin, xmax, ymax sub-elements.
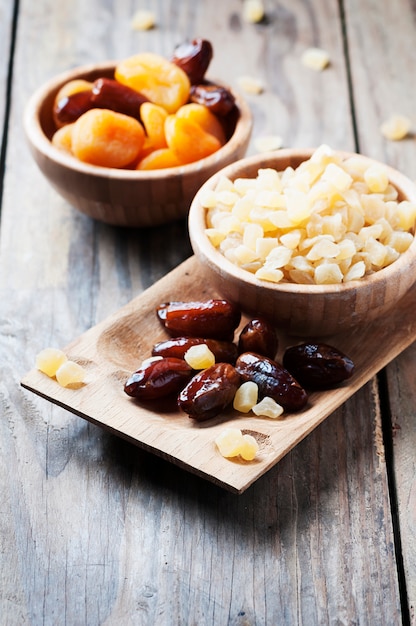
<box><xmin>21</xmin><ymin>255</ymin><xmax>416</xmax><ymax>493</ymax></box>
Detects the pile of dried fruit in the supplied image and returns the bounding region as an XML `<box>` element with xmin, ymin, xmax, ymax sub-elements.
<box><xmin>124</xmin><ymin>298</ymin><xmax>355</xmax><ymax>461</ymax></box>
<box><xmin>202</xmin><ymin>145</ymin><xmax>416</xmax><ymax>284</ymax></box>
<box><xmin>51</xmin><ymin>39</ymin><xmax>238</xmax><ymax>170</ymax></box>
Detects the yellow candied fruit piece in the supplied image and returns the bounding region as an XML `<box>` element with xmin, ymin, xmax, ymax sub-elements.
<box><xmin>301</xmin><ymin>47</ymin><xmax>330</xmax><ymax>71</ymax></box>
<box><xmin>233</xmin><ymin>381</ymin><xmax>259</xmax><ymax>413</ymax></box>
<box><xmin>364</xmin><ymin>164</ymin><xmax>389</xmax><ymax>193</ymax></box>
<box><xmin>396</xmin><ymin>201</ymin><xmax>416</xmax><ymax>231</ymax></box>
<box><xmin>254</xmin><ymin>135</ymin><xmax>284</xmax><ymax>153</ymax></box>
<box><xmin>215</xmin><ymin>428</ymin><xmax>259</xmax><ymax>460</ymax></box>
<box><xmin>252</xmin><ymin>397</ymin><xmax>284</xmax><ymax>419</ymax></box>
<box><xmin>243</xmin><ymin>0</ymin><xmax>265</xmax><ymax>23</ymax></box>
<box><xmin>72</xmin><ymin>109</ymin><xmax>145</xmax><ymax>168</ymax></box>
<box><xmin>237</xmin><ymin>75</ymin><xmax>264</xmax><ymax>94</ymax></box>
<box><xmin>314</xmin><ymin>263</ymin><xmax>343</xmax><ymax>284</ymax></box>
<box><xmin>131</xmin><ymin>9</ymin><xmax>156</xmax><ymax>30</ymax></box>
<box><xmin>380</xmin><ymin>114</ymin><xmax>411</xmax><ymax>141</ymax></box>
<box><xmin>255</xmin><ymin>266</ymin><xmax>284</xmax><ymax>283</ymax></box>
<box><xmin>36</xmin><ymin>348</ymin><xmax>68</xmax><ymax>378</ymax></box>
<box><xmin>215</xmin><ymin>428</ymin><xmax>245</xmax><ymax>458</ymax></box>
<box><xmin>184</xmin><ymin>344</ymin><xmax>215</xmax><ymax>370</ymax></box>
<box><xmin>239</xmin><ymin>434</ymin><xmax>260</xmax><ymax>461</ymax></box>
<box><xmin>55</xmin><ymin>361</ymin><xmax>86</xmax><ymax>387</ymax></box>
<box><xmin>115</xmin><ymin>52</ymin><xmax>190</xmax><ymax>114</ymax></box>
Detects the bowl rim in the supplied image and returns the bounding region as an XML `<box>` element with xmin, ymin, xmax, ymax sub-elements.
<box><xmin>188</xmin><ymin>148</ymin><xmax>416</xmax><ymax>296</ymax></box>
<box><xmin>23</xmin><ymin>60</ymin><xmax>253</xmax><ymax>181</ymax></box>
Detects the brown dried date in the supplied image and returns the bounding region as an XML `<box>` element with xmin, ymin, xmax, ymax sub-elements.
<box><xmin>156</xmin><ymin>299</ymin><xmax>241</xmax><ymax>341</ymax></box>
<box><xmin>178</xmin><ymin>362</ymin><xmax>241</xmax><ymax>421</ymax></box>
<box><xmin>91</xmin><ymin>77</ymin><xmax>148</xmax><ymax>122</ymax></box>
<box><xmin>53</xmin><ymin>89</ymin><xmax>93</xmax><ymax>126</ymax></box>
<box><xmin>235</xmin><ymin>352</ymin><xmax>308</xmax><ymax>412</ymax></box>
<box><xmin>283</xmin><ymin>343</ymin><xmax>355</xmax><ymax>389</ymax></box>
<box><xmin>190</xmin><ymin>83</ymin><xmax>236</xmax><ymax>116</ymax></box>
<box><xmin>124</xmin><ymin>357</ymin><xmax>193</xmax><ymax>400</ymax></box>
<box><xmin>238</xmin><ymin>318</ymin><xmax>278</xmax><ymax>359</ymax></box>
<box><xmin>152</xmin><ymin>336</ymin><xmax>238</xmax><ymax>364</ymax></box>
<box><xmin>171</xmin><ymin>38</ymin><xmax>213</xmax><ymax>84</ymax></box>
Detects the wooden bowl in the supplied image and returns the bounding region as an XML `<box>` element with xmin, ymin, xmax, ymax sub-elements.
<box><xmin>23</xmin><ymin>62</ymin><xmax>253</xmax><ymax>228</ymax></box>
<box><xmin>188</xmin><ymin>149</ymin><xmax>416</xmax><ymax>336</ymax></box>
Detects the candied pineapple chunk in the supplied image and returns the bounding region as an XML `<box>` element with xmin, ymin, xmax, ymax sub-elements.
<box><xmin>55</xmin><ymin>361</ymin><xmax>86</xmax><ymax>387</ymax></box>
<box><xmin>364</xmin><ymin>164</ymin><xmax>389</xmax><ymax>193</ymax></box>
<box><xmin>204</xmin><ymin>144</ymin><xmax>416</xmax><ymax>284</ymax></box>
<box><xmin>233</xmin><ymin>381</ymin><xmax>259</xmax><ymax>412</ymax></box>
<box><xmin>301</xmin><ymin>47</ymin><xmax>330</xmax><ymax>71</ymax></box>
<box><xmin>252</xmin><ymin>397</ymin><xmax>284</xmax><ymax>419</ymax></box>
<box><xmin>380</xmin><ymin>114</ymin><xmax>411</xmax><ymax>141</ymax></box>
<box><xmin>36</xmin><ymin>348</ymin><xmax>68</xmax><ymax>377</ymax></box>
<box><xmin>243</xmin><ymin>0</ymin><xmax>265</xmax><ymax>23</ymax></box>
<box><xmin>215</xmin><ymin>428</ymin><xmax>259</xmax><ymax>461</ymax></box>
<box><xmin>184</xmin><ymin>344</ymin><xmax>215</xmax><ymax>369</ymax></box>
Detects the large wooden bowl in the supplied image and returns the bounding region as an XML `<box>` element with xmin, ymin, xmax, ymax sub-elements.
<box><xmin>23</xmin><ymin>62</ymin><xmax>253</xmax><ymax>228</ymax></box>
<box><xmin>188</xmin><ymin>149</ymin><xmax>416</xmax><ymax>336</ymax></box>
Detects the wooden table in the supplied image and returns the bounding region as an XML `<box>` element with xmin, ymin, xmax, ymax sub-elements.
<box><xmin>1</xmin><ymin>1</ymin><xmax>415</xmax><ymax>624</ymax></box>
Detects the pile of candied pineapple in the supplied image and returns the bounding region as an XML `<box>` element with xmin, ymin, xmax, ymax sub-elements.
<box><xmin>51</xmin><ymin>39</ymin><xmax>237</xmax><ymax>170</ymax></box>
<box><xmin>203</xmin><ymin>145</ymin><xmax>416</xmax><ymax>285</ymax></box>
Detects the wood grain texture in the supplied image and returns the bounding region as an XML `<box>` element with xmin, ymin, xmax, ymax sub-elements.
<box><xmin>21</xmin><ymin>254</ymin><xmax>416</xmax><ymax>494</ymax></box>
<box><xmin>344</xmin><ymin>0</ymin><xmax>416</xmax><ymax>620</ymax></box>
<box><xmin>0</xmin><ymin>0</ymin><xmax>409</xmax><ymax>623</ymax></box>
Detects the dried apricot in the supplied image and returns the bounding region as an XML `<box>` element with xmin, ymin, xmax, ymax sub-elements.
<box><xmin>72</xmin><ymin>108</ymin><xmax>145</xmax><ymax>168</ymax></box>
<box><xmin>165</xmin><ymin>116</ymin><xmax>222</xmax><ymax>164</ymax></box>
<box><xmin>175</xmin><ymin>103</ymin><xmax>226</xmax><ymax>144</ymax></box>
<box><xmin>51</xmin><ymin>123</ymin><xmax>74</xmax><ymax>153</ymax></box>
<box><xmin>140</xmin><ymin>102</ymin><xmax>168</xmax><ymax>149</ymax></box>
<box><xmin>115</xmin><ymin>52</ymin><xmax>191</xmax><ymax>113</ymax></box>
<box><xmin>136</xmin><ymin>148</ymin><xmax>181</xmax><ymax>170</ymax></box>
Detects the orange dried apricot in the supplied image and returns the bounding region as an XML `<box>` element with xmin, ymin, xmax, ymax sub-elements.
<box><xmin>175</xmin><ymin>103</ymin><xmax>226</xmax><ymax>144</ymax></box>
<box><xmin>136</xmin><ymin>148</ymin><xmax>182</xmax><ymax>170</ymax></box>
<box><xmin>72</xmin><ymin>109</ymin><xmax>145</xmax><ymax>168</ymax></box>
<box><xmin>51</xmin><ymin>123</ymin><xmax>74</xmax><ymax>153</ymax></box>
<box><xmin>140</xmin><ymin>102</ymin><xmax>168</xmax><ymax>149</ymax></box>
<box><xmin>115</xmin><ymin>52</ymin><xmax>191</xmax><ymax>114</ymax></box>
<box><xmin>164</xmin><ymin>115</ymin><xmax>222</xmax><ymax>164</ymax></box>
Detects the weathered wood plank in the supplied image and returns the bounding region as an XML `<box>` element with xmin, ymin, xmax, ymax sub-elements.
<box><xmin>0</xmin><ymin>0</ymin><xmax>405</xmax><ymax>623</ymax></box>
<box><xmin>0</xmin><ymin>1</ymin><xmax>14</xmax><ymax>151</ymax></box>
<box><xmin>344</xmin><ymin>0</ymin><xmax>416</xmax><ymax>619</ymax></box>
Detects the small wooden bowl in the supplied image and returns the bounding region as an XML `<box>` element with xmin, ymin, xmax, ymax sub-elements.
<box><xmin>23</xmin><ymin>62</ymin><xmax>253</xmax><ymax>228</ymax></box>
<box><xmin>188</xmin><ymin>149</ymin><xmax>416</xmax><ymax>336</ymax></box>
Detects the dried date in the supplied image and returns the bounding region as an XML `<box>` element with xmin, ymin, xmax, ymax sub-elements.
<box><xmin>91</xmin><ymin>77</ymin><xmax>148</xmax><ymax>121</ymax></box>
<box><xmin>124</xmin><ymin>357</ymin><xmax>193</xmax><ymax>400</ymax></box>
<box><xmin>53</xmin><ymin>89</ymin><xmax>93</xmax><ymax>126</ymax></box>
<box><xmin>178</xmin><ymin>362</ymin><xmax>241</xmax><ymax>421</ymax></box>
<box><xmin>235</xmin><ymin>352</ymin><xmax>308</xmax><ymax>412</ymax></box>
<box><xmin>156</xmin><ymin>299</ymin><xmax>241</xmax><ymax>341</ymax></box>
<box><xmin>283</xmin><ymin>343</ymin><xmax>355</xmax><ymax>389</ymax></box>
<box><xmin>152</xmin><ymin>336</ymin><xmax>238</xmax><ymax>364</ymax></box>
<box><xmin>190</xmin><ymin>83</ymin><xmax>236</xmax><ymax>116</ymax></box>
<box><xmin>171</xmin><ymin>38</ymin><xmax>213</xmax><ymax>84</ymax></box>
<box><xmin>238</xmin><ymin>318</ymin><xmax>278</xmax><ymax>359</ymax></box>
